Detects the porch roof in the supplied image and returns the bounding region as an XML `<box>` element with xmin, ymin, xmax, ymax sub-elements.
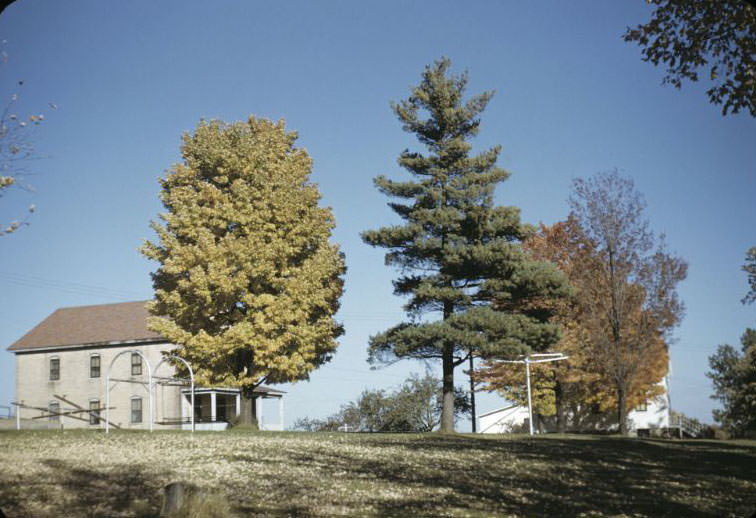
<box><xmin>181</xmin><ymin>385</ymin><xmax>285</xmax><ymax>398</ymax></box>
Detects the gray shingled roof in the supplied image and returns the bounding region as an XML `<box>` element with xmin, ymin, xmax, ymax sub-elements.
<box><xmin>7</xmin><ymin>301</ymin><xmax>164</xmax><ymax>352</ymax></box>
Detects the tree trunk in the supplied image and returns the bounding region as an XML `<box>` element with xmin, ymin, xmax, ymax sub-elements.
<box><xmin>238</xmin><ymin>393</ymin><xmax>258</xmax><ymax>428</ymax></box>
<box><xmin>617</xmin><ymin>386</ymin><xmax>628</xmax><ymax>435</ymax></box>
<box><xmin>439</xmin><ymin>300</ymin><xmax>456</xmax><ymax>433</ymax></box>
<box><xmin>555</xmin><ymin>380</ymin><xmax>567</xmax><ymax>434</ymax></box>
<box><xmin>469</xmin><ymin>351</ymin><xmax>476</xmax><ymax>433</ymax></box>
<box><xmin>440</xmin><ymin>343</ymin><xmax>455</xmax><ymax>433</ymax></box>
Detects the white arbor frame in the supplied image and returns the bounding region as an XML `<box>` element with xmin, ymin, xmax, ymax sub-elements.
<box><xmin>105</xmin><ymin>350</ymin><xmax>153</xmax><ymax>434</ymax></box>
<box><xmin>152</xmin><ymin>355</ymin><xmax>195</xmax><ymax>432</ymax></box>
<box><xmin>500</xmin><ymin>352</ymin><xmax>569</xmax><ymax>435</ymax></box>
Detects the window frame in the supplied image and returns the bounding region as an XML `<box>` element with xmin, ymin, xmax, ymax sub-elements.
<box><xmin>131</xmin><ymin>396</ymin><xmax>143</xmax><ymax>424</ymax></box>
<box><xmin>635</xmin><ymin>401</ymin><xmax>648</xmax><ymax>412</ymax></box>
<box><xmin>49</xmin><ymin>357</ymin><xmax>60</xmax><ymax>381</ymax></box>
<box><xmin>131</xmin><ymin>353</ymin><xmax>142</xmax><ymax>376</ymax></box>
<box><xmin>90</xmin><ymin>354</ymin><xmax>101</xmax><ymax>378</ymax></box>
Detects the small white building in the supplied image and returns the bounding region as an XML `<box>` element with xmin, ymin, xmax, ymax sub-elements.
<box><xmin>478</xmin><ymin>404</ymin><xmax>531</xmax><ymax>434</ymax></box>
<box><xmin>8</xmin><ymin>301</ymin><xmax>284</xmax><ymax>431</ymax></box>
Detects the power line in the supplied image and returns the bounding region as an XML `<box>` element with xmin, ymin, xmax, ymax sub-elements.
<box><xmin>325</xmin><ymin>366</ymin><xmax>409</xmax><ymax>379</ymax></box>
<box><xmin>0</xmin><ymin>272</ymin><xmax>148</xmax><ymax>300</ymax></box>
<box><xmin>0</xmin><ymin>274</ymin><xmax>409</xmax><ymax>317</ymax></box>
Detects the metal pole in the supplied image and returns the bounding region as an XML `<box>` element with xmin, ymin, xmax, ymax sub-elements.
<box><xmin>525</xmin><ymin>358</ymin><xmax>534</xmax><ymax>436</ymax></box>
<box><xmin>500</xmin><ymin>353</ymin><xmax>568</xmax><ymax>436</ymax></box>
<box><xmin>105</xmin><ymin>350</ymin><xmax>154</xmax><ymax>434</ymax></box>
<box><xmin>469</xmin><ymin>351</ymin><xmax>477</xmax><ymax>433</ymax></box>
<box><xmin>153</xmin><ymin>355</ymin><xmax>194</xmax><ymax>432</ymax></box>
<box><xmin>145</xmin><ymin>356</ymin><xmax>153</xmax><ymax>433</ymax></box>
<box><xmin>106</xmin><ymin>369</ymin><xmax>111</xmax><ymax>435</ymax></box>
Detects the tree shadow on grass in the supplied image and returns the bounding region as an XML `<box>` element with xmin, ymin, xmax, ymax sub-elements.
<box><xmin>286</xmin><ymin>435</ymin><xmax>756</xmax><ymax>517</ymax></box>
<box><xmin>0</xmin><ymin>459</ymin><xmax>167</xmax><ymax>518</ymax></box>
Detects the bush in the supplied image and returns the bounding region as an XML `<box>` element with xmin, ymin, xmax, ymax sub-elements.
<box><xmin>294</xmin><ymin>372</ymin><xmax>470</xmax><ymax>432</ymax></box>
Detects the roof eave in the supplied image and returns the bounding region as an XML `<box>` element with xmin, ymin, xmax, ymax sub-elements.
<box><xmin>8</xmin><ymin>337</ymin><xmax>171</xmax><ymax>354</ymax></box>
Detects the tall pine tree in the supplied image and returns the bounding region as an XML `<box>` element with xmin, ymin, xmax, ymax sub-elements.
<box><xmin>142</xmin><ymin>117</ymin><xmax>346</xmax><ymax>425</ymax></box>
<box><xmin>362</xmin><ymin>58</ymin><xmax>569</xmax><ymax>432</ymax></box>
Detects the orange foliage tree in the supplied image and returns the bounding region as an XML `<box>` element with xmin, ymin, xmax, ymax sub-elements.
<box><xmin>569</xmin><ymin>171</ymin><xmax>686</xmax><ymax>434</ymax></box>
<box><xmin>479</xmin><ymin>208</ymin><xmax>679</xmax><ymax>434</ymax></box>
<box><xmin>478</xmin><ymin>219</ymin><xmax>601</xmax><ymax>432</ymax></box>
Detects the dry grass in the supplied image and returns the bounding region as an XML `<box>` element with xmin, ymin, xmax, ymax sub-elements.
<box><xmin>0</xmin><ymin>430</ymin><xmax>754</xmax><ymax>517</ymax></box>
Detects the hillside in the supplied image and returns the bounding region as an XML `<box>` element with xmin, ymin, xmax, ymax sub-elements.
<box><xmin>0</xmin><ymin>430</ymin><xmax>754</xmax><ymax>517</ymax></box>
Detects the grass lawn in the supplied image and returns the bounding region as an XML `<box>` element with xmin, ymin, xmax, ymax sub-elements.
<box><xmin>0</xmin><ymin>430</ymin><xmax>754</xmax><ymax>517</ymax></box>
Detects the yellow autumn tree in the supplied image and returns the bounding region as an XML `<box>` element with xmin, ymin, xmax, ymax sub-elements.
<box><xmin>141</xmin><ymin>116</ymin><xmax>346</xmax><ymax>425</ymax></box>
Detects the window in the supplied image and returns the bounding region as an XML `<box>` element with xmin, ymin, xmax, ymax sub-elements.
<box><xmin>131</xmin><ymin>353</ymin><xmax>142</xmax><ymax>376</ymax></box>
<box><xmin>90</xmin><ymin>355</ymin><xmax>101</xmax><ymax>378</ymax></box>
<box><xmin>49</xmin><ymin>402</ymin><xmax>60</xmax><ymax>422</ymax></box>
<box><xmin>635</xmin><ymin>401</ymin><xmax>648</xmax><ymax>412</ymax></box>
<box><xmin>49</xmin><ymin>358</ymin><xmax>60</xmax><ymax>380</ymax></box>
<box><xmin>89</xmin><ymin>400</ymin><xmax>100</xmax><ymax>425</ymax></box>
<box><xmin>131</xmin><ymin>397</ymin><xmax>142</xmax><ymax>424</ymax></box>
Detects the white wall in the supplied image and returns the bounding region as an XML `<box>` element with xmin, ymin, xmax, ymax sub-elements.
<box><xmin>478</xmin><ymin>405</ymin><xmax>530</xmax><ymax>434</ymax></box>
<box><xmin>14</xmin><ymin>342</ymin><xmax>182</xmax><ymax>430</ymax></box>
<box><xmin>628</xmin><ymin>379</ymin><xmax>671</xmax><ymax>432</ymax></box>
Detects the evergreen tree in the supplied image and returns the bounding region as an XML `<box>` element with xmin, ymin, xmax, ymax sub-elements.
<box><xmin>362</xmin><ymin>58</ymin><xmax>569</xmax><ymax>432</ymax></box>
<box><xmin>742</xmin><ymin>246</ymin><xmax>756</xmax><ymax>305</ymax></box>
<box><xmin>142</xmin><ymin>116</ymin><xmax>346</xmax><ymax>425</ymax></box>
<box><xmin>708</xmin><ymin>328</ymin><xmax>756</xmax><ymax>438</ymax></box>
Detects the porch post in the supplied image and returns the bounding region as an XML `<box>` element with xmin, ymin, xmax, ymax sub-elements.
<box><xmin>235</xmin><ymin>393</ymin><xmax>241</xmax><ymax>418</ymax></box>
<box><xmin>258</xmin><ymin>397</ymin><xmax>263</xmax><ymax>429</ymax></box>
<box><xmin>279</xmin><ymin>397</ymin><xmax>283</xmax><ymax>431</ymax></box>
<box><xmin>210</xmin><ymin>392</ymin><xmax>217</xmax><ymax>423</ymax></box>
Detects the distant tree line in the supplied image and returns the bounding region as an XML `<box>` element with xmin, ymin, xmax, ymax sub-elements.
<box><xmin>293</xmin><ymin>372</ymin><xmax>470</xmax><ymax>433</ymax></box>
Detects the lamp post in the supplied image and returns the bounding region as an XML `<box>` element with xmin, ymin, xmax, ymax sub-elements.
<box><xmin>500</xmin><ymin>353</ymin><xmax>569</xmax><ymax>435</ymax></box>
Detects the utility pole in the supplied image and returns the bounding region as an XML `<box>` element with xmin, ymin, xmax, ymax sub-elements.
<box><xmin>469</xmin><ymin>350</ymin><xmax>477</xmax><ymax>433</ymax></box>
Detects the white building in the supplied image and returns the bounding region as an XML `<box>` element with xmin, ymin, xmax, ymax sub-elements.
<box><xmin>8</xmin><ymin>301</ymin><xmax>284</xmax><ymax>431</ymax></box>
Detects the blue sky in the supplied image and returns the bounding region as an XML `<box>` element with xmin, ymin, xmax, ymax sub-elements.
<box><xmin>1</xmin><ymin>0</ymin><xmax>754</xmax><ymax>429</ymax></box>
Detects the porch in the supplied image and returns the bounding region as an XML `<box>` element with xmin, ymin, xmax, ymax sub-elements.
<box><xmin>180</xmin><ymin>386</ymin><xmax>285</xmax><ymax>431</ymax></box>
